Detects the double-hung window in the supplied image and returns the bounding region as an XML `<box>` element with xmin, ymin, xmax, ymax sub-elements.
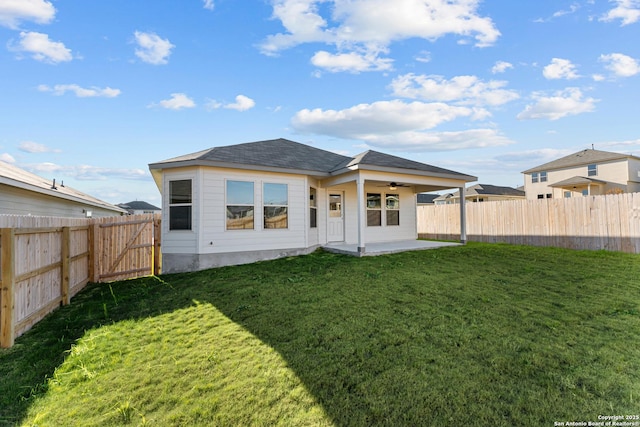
<box><xmin>588</xmin><ymin>164</ymin><xmax>597</xmax><ymax>176</ymax></box>
<box><xmin>532</xmin><ymin>173</ymin><xmax>539</xmax><ymax>183</ymax></box>
<box><xmin>263</xmin><ymin>183</ymin><xmax>288</xmax><ymax>229</ymax></box>
<box><xmin>309</xmin><ymin>187</ymin><xmax>317</xmax><ymax>228</ymax></box>
<box><xmin>366</xmin><ymin>193</ymin><xmax>382</xmax><ymax>226</ymax></box>
<box><xmin>169</xmin><ymin>179</ymin><xmax>192</xmax><ymax>230</ymax></box>
<box><xmin>386</xmin><ymin>194</ymin><xmax>399</xmax><ymax>226</ymax></box>
<box><xmin>226</xmin><ymin>180</ymin><xmax>254</xmax><ymax>230</ymax></box>
<box><xmin>540</xmin><ymin>171</ymin><xmax>548</xmax><ymax>182</ymax></box>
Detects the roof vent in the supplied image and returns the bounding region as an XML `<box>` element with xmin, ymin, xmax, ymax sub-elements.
<box><xmin>51</xmin><ymin>178</ymin><xmax>57</xmax><ymax>190</ymax></box>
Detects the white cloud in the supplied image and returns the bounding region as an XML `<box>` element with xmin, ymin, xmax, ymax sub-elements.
<box><xmin>491</xmin><ymin>61</ymin><xmax>513</xmax><ymax>74</ymax></box>
<box><xmin>154</xmin><ymin>93</ymin><xmax>196</xmax><ymax>110</ymax></box>
<box><xmin>11</xmin><ymin>31</ymin><xmax>72</xmax><ymax>63</ymax></box>
<box><xmin>599</xmin><ymin>52</ymin><xmax>640</xmax><ymax>77</ymax></box>
<box><xmin>360</xmin><ymin>128</ymin><xmax>514</xmax><ymax>152</ymax></box>
<box><xmin>311</xmin><ymin>50</ymin><xmax>393</xmax><ymax>73</ymax></box>
<box><xmin>225</xmin><ymin>95</ymin><xmax>256</xmax><ymax>111</ymax></box>
<box><xmin>1</xmin><ymin>153</ymin><xmax>16</xmax><ymax>163</ymax></box>
<box><xmin>517</xmin><ymin>88</ymin><xmax>598</xmax><ymax>121</ymax></box>
<box><xmin>260</xmin><ymin>0</ymin><xmax>500</xmax><ymax>72</ymax></box>
<box><xmin>27</xmin><ymin>162</ymin><xmax>148</xmax><ymax>181</ymax></box>
<box><xmin>600</xmin><ymin>0</ymin><xmax>640</xmax><ymax>25</ymax></box>
<box><xmin>18</xmin><ymin>141</ymin><xmax>60</xmax><ymax>153</ymax></box>
<box><xmin>390</xmin><ymin>74</ymin><xmax>519</xmax><ymax>106</ymax></box>
<box><xmin>134</xmin><ymin>31</ymin><xmax>174</xmax><ymax>65</ymax></box>
<box><xmin>543</xmin><ymin>58</ymin><xmax>580</xmax><ymax>80</ymax></box>
<box><xmin>203</xmin><ymin>0</ymin><xmax>215</xmax><ymax>10</ymax></box>
<box><xmin>38</xmin><ymin>84</ymin><xmax>121</xmax><ymax>98</ymax></box>
<box><xmin>0</xmin><ymin>0</ymin><xmax>55</xmax><ymax>29</ymax></box>
<box><xmin>291</xmin><ymin>100</ymin><xmax>478</xmax><ymax>144</ymax></box>
<box><xmin>207</xmin><ymin>95</ymin><xmax>256</xmax><ymax>111</ymax></box>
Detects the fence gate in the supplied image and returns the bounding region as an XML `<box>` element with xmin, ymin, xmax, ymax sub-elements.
<box><xmin>90</xmin><ymin>215</ymin><xmax>161</xmax><ymax>283</ymax></box>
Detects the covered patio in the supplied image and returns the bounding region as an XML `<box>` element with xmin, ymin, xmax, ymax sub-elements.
<box><xmin>323</xmin><ymin>239</ymin><xmax>460</xmax><ymax>257</ymax></box>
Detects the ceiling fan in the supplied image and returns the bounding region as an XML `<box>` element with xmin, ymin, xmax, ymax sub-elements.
<box><xmin>376</xmin><ymin>182</ymin><xmax>409</xmax><ymax>190</ymax></box>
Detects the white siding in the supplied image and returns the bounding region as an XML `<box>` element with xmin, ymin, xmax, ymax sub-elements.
<box><xmin>161</xmin><ymin>168</ymin><xmax>199</xmax><ymax>254</ymax></box>
<box><xmin>199</xmin><ymin>168</ymin><xmax>308</xmax><ymax>254</ymax></box>
<box><xmin>0</xmin><ymin>185</ymin><xmax>122</xmax><ymax>218</ymax></box>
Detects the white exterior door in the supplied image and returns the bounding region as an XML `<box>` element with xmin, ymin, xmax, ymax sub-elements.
<box><xmin>327</xmin><ymin>192</ymin><xmax>344</xmax><ymax>242</ymax></box>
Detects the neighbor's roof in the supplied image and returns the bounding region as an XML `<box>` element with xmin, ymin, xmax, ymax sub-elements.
<box><xmin>0</xmin><ymin>161</ymin><xmax>127</xmax><ymax>213</ymax></box>
<box><xmin>522</xmin><ymin>149</ymin><xmax>640</xmax><ymax>174</ymax></box>
<box><xmin>118</xmin><ymin>200</ymin><xmax>161</xmax><ymax>211</ymax></box>
<box><xmin>417</xmin><ymin>193</ymin><xmax>439</xmax><ymax>204</ymax></box>
<box><xmin>549</xmin><ymin>176</ymin><xmax>608</xmax><ymax>187</ymax></box>
<box><xmin>149</xmin><ymin>138</ymin><xmax>476</xmax><ymax>181</ymax></box>
<box><xmin>465</xmin><ymin>183</ymin><xmax>525</xmax><ymax>197</ymax></box>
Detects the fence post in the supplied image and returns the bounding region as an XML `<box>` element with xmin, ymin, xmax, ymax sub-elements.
<box><xmin>153</xmin><ymin>216</ymin><xmax>161</xmax><ymax>275</ymax></box>
<box><xmin>88</xmin><ymin>223</ymin><xmax>100</xmax><ymax>283</ymax></box>
<box><xmin>61</xmin><ymin>227</ymin><xmax>70</xmax><ymax>305</ymax></box>
<box><xmin>1</xmin><ymin>228</ymin><xmax>16</xmax><ymax>348</ymax></box>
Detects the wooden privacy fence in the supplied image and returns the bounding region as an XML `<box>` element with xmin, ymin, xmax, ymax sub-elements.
<box><xmin>418</xmin><ymin>192</ymin><xmax>640</xmax><ymax>253</ymax></box>
<box><xmin>0</xmin><ymin>214</ymin><xmax>161</xmax><ymax>348</ymax></box>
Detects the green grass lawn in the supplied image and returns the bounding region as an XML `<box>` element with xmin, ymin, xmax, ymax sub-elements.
<box><xmin>1</xmin><ymin>243</ymin><xmax>639</xmax><ymax>426</ymax></box>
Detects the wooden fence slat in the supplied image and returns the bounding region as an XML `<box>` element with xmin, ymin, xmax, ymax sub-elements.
<box><xmin>1</xmin><ymin>228</ymin><xmax>16</xmax><ymax>348</ymax></box>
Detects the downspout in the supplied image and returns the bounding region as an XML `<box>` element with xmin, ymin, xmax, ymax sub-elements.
<box><xmin>459</xmin><ymin>185</ymin><xmax>467</xmax><ymax>244</ymax></box>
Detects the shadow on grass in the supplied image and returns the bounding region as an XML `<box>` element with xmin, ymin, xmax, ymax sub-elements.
<box><xmin>2</xmin><ymin>245</ymin><xmax>639</xmax><ymax>425</ymax></box>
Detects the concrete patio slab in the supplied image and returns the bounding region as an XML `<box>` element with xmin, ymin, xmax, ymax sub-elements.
<box><xmin>323</xmin><ymin>240</ymin><xmax>461</xmax><ymax>257</ymax></box>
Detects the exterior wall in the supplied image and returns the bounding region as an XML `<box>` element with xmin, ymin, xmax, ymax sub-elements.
<box><xmin>334</xmin><ymin>182</ymin><xmax>417</xmax><ymax>245</ymax></box>
<box><xmin>0</xmin><ymin>184</ymin><xmax>122</xmax><ymax>218</ymax></box>
<box><xmin>160</xmin><ymin>167</ymin><xmax>200</xmax><ymax>254</ymax></box>
<box><xmin>524</xmin><ymin>159</ymin><xmax>633</xmax><ymax>200</ymax></box>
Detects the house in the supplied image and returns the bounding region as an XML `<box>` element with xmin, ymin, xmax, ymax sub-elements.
<box><xmin>149</xmin><ymin>138</ymin><xmax>476</xmax><ymax>273</ymax></box>
<box><xmin>0</xmin><ymin>160</ymin><xmax>127</xmax><ymax>218</ymax></box>
<box><xmin>434</xmin><ymin>183</ymin><xmax>525</xmax><ymax>204</ymax></box>
<box><xmin>522</xmin><ymin>148</ymin><xmax>640</xmax><ymax>200</ymax></box>
<box><xmin>118</xmin><ymin>200</ymin><xmax>161</xmax><ymax>215</ymax></box>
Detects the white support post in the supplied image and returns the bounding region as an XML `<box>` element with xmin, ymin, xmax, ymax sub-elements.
<box><xmin>459</xmin><ymin>186</ymin><xmax>467</xmax><ymax>244</ymax></box>
<box><xmin>356</xmin><ymin>175</ymin><xmax>366</xmax><ymax>254</ymax></box>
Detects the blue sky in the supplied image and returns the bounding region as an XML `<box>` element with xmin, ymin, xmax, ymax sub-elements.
<box><xmin>1</xmin><ymin>0</ymin><xmax>639</xmax><ymax>206</ymax></box>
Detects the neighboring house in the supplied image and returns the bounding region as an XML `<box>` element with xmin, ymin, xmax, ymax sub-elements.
<box><xmin>149</xmin><ymin>138</ymin><xmax>476</xmax><ymax>273</ymax></box>
<box><xmin>438</xmin><ymin>184</ymin><xmax>525</xmax><ymax>204</ymax></box>
<box><xmin>0</xmin><ymin>160</ymin><xmax>127</xmax><ymax>217</ymax></box>
<box><xmin>417</xmin><ymin>193</ymin><xmax>439</xmax><ymax>205</ymax></box>
<box><xmin>433</xmin><ymin>193</ymin><xmax>455</xmax><ymax>205</ymax></box>
<box><xmin>118</xmin><ymin>200</ymin><xmax>161</xmax><ymax>215</ymax></box>
<box><xmin>522</xmin><ymin>148</ymin><xmax>640</xmax><ymax>200</ymax></box>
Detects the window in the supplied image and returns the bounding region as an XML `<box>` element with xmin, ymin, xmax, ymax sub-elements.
<box><xmin>537</xmin><ymin>194</ymin><xmax>544</xmax><ymax>199</ymax></box>
<box><xmin>540</xmin><ymin>171</ymin><xmax>548</xmax><ymax>182</ymax></box>
<box><xmin>582</xmin><ymin>189</ymin><xmax>589</xmax><ymax>196</ymax></box>
<box><xmin>169</xmin><ymin>180</ymin><xmax>192</xmax><ymax>230</ymax></box>
<box><xmin>386</xmin><ymin>194</ymin><xmax>399</xmax><ymax>226</ymax></box>
<box><xmin>366</xmin><ymin>193</ymin><xmax>381</xmax><ymax>226</ymax></box>
<box><xmin>564</xmin><ymin>191</ymin><xmax>572</xmax><ymax>198</ymax></box>
<box><xmin>546</xmin><ymin>193</ymin><xmax>552</xmax><ymax>198</ymax></box>
<box><xmin>532</xmin><ymin>173</ymin><xmax>539</xmax><ymax>183</ymax></box>
<box><xmin>226</xmin><ymin>180</ymin><xmax>254</xmax><ymax>230</ymax></box>
<box><xmin>588</xmin><ymin>164</ymin><xmax>597</xmax><ymax>176</ymax></box>
<box><xmin>264</xmin><ymin>183</ymin><xmax>288</xmax><ymax>229</ymax></box>
<box><xmin>309</xmin><ymin>188</ymin><xmax>317</xmax><ymax>228</ymax></box>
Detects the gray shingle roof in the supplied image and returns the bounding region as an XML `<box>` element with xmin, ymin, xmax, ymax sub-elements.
<box><xmin>522</xmin><ymin>149</ymin><xmax>638</xmax><ymax>174</ymax></box>
<box><xmin>417</xmin><ymin>193</ymin><xmax>439</xmax><ymax>204</ymax></box>
<box><xmin>549</xmin><ymin>176</ymin><xmax>607</xmax><ymax>187</ymax></box>
<box><xmin>150</xmin><ymin>138</ymin><xmax>475</xmax><ymax>180</ymax></box>
<box><xmin>467</xmin><ymin>184</ymin><xmax>525</xmax><ymax>197</ymax></box>
<box><xmin>1</xmin><ymin>160</ymin><xmax>127</xmax><ymax>213</ymax></box>
<box><xmin>119</xmin><ymin>201</ymin><xmax>161</xmax><ymax>211</ymax></box>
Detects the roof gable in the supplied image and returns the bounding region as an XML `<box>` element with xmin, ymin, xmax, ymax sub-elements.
<box><xmin>523</xmin><ymin>149</ymin><xmax>638</xmax><ymax>174</ymax></box>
